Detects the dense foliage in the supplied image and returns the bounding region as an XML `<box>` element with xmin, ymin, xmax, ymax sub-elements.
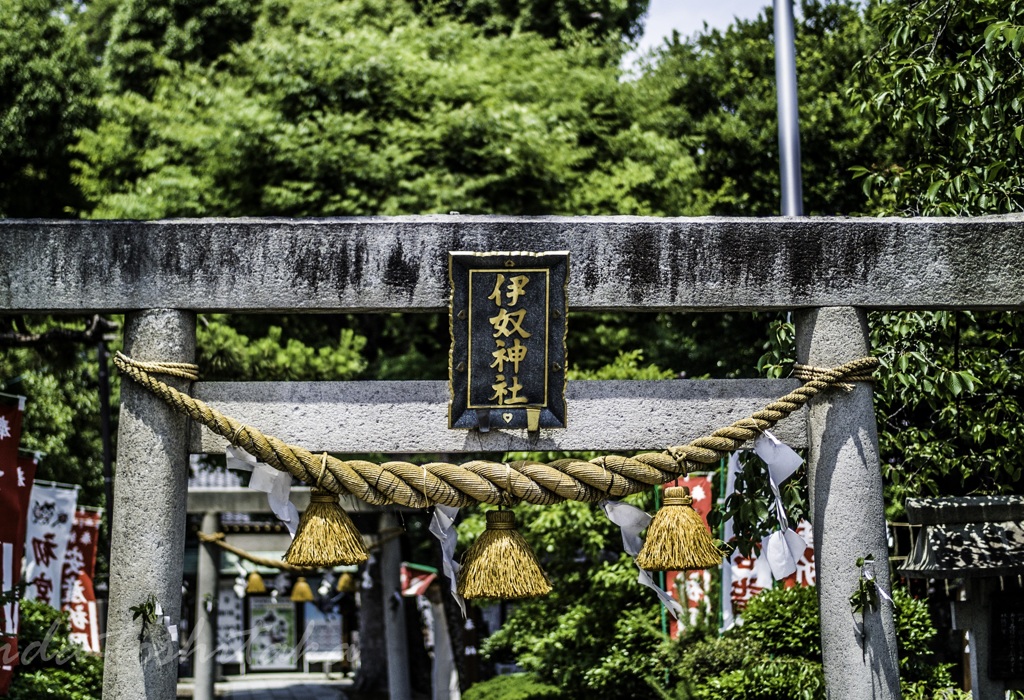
<box><xmin>0</xmin><ymin>0</ymin><xmax>98</xmax><ymax>217</ymax></box>
<box><xmin>852</xmin><ymin>0</ymin><xmax>1024</xmax><ymax>514</ymax></box>
<box><xmin>0</xmin><ymin>319</ymin><xmax>114</xmax><ymax>521</ymax></box>
<box><xmin>2</xmin><ymin>0</ymin><xmax>1023</xmax><ymax>696</ymax></box>
<box><xmin>641</xmin><ymin>0</ymin><xmax>896</xmax><ymax>216</ymax></box>
<box><xmin>5</xmin><ymin>600</ymin><xmax>104</xmax><ymax>700</ymax></box>
<box><xmin>471</xmin><ymin>585</ymin><xmax>954</xmax><ymax>699</ymax></box>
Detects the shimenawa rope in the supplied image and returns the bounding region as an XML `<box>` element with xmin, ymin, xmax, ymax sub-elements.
<box><xmin>114</xmin><ymin>352</ymin><xmax>878</xmax><ymax>509</ymax></box>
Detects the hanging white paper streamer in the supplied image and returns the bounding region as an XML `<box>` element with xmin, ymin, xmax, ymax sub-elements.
<box><xmin>861</xmin><ymin>557</ymin><xmax>895</xmax><ymax>607</ymax></box>
<box><xmin>153</xmin><ymin>600</ymin><xmax>178</xmax><ymax>643</ymax></box>
<box><xmin>225</xmin><ymin>444</ymin><xmax>256</xmax><ymax>472</ymax></box>
<box><xmin>600</xmin><ymin>500</ymin><xmax>684</xmax><ymax>620</ymax></box>
<box><xmin>226</xmin><ymin>445</ymin><xmax>299</xmax><ymax>538</ymax></box>
<box><xmin>754</xmin><ymin>430</ymin><xmax>803</xmax><ymax>486</ymax></box>
<box><xmin>753</xmin><ymin>431</ymin><xmax>805</xmax><ymax>580</ymax></box>
<box><xmin>428</xmin><ymin>505</ymin><xmax>465</xmax><ymax>617</ymax></box>
<box><xmin>760</xmin><ymin>528</ymin><xmax>808</xmax><ymax>580</ymax></box>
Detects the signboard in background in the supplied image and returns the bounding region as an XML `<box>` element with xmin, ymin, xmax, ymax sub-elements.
<box><xmin>449</xmin><ymin>251</ymin><xmax>569</xmax><ymax>431</ymax></box>
<box><xmin>215</xmin><ymin>585</ymin><xmax>244</xmax><ymax>665</ymax></box>
<box><xmin>0</xmin><ymin>396</ymin><xmax>25</xmax><ymax>694</ymax></box>
<box><xmin>23</xmin><ymin>483</ymin><xmax>78</xmax><ymax>608</ymax></box>
<box><xmin>247</xmin><ymin>597</ymin><xmax>297</xmax><ymax>671</ymax></box>
<box><xmin>62</xmin><ymin>508</ymin><xmax>103</xmax><ymax>652</ymax></box>
<box><xmin>301</xmin><ymin>605</ymin><xmax>343</xmax><ymax>668</ymax></box>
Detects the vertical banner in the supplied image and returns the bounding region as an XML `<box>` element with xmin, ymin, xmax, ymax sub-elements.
<box><xmin>665</xmin><ymin>475</ymin><xmax>713</xmax><ymax>638</ymax></box>
<box><xmin>23</xmin><ymin>484</ymin><xmax>78</xmax><ymax>608</ymax></box>
<box><xmin>62</xmin><ymin>509</ymin><xmax>103</xmax><ymax>652</ymax></box>
<box><xmin>0</xmin><ymin>396</ymin><xmax>25</xmax><ymax>694</ymax></box>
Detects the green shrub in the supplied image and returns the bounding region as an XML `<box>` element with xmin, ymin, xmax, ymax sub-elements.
<box><xmin>463</xmin><ymin>673</ymin><xmax>564</xmax><ymax>700</ymax></box>
<box><xmin>662</xmin><ymin>585</ymin><xmax>957</xmax><ymax>700</ymax></box>
<box><xmin>892</xmin><ymin>588</ymin><xmax>955</xmax><ymax>695</ymax></box>
<box><xmin>678</xmin><ymin>636</ymin><xmax>762</xmax><ymax>679</ymax></box>
<box><xmin>699</xmin><ymin>656</ymin><xmax>825</xmax><ymax>700</ymax></box>
<box><xmin>737</xmin><ymin>585</ymin><xmax>821</xmax><ymax>661</ymax></box>
<box><xmin>6</xmin><ymin>599</ymin><xmax>103</xmax><ymax>700</ymax></box>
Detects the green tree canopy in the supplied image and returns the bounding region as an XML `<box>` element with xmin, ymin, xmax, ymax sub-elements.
<box><xmin>0</xmin><ymin>0</ymin><xmax>98</xmax><ymax>217</ymax></box>
<box><xmin>73</xmin><ymin>0</ymin><xmax>698</xmax><ymax>219</ymax></box>
<box><xmin>640</xmin><ymin>0</ymin><xmax>895</xmax><ymax>216</ymax></box>
<box><xmin>849</xmin><ymin>0</ymin><xmax>1024</xmax><ymax>510</ymax></box>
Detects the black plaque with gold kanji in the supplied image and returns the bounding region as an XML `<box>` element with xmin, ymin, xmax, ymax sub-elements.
<box><xmin>449</xmin><ymin>251</ymin><xmax>568</xmax><ymax>431</ymax></box>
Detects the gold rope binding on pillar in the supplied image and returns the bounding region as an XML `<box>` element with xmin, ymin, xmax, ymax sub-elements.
<box><xmin>792</xmin><ymin>363</ymin><xmax>874</xmax><ymax>392</ymax></box>
<box><xmin>635</xmin><ymin>486</ymin><xmax>724</xmax><ymax>571</ymax></box>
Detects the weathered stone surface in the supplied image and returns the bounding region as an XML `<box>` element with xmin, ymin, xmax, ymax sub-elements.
<box><xmin>796</xmin><ymin>307</ymin><xmax>900</xmax><ymax>700</ymax></box>
<box><xmin>2</xmin><ymin>216</ymin><xmax>1023</xmax><ymax>312</ymax></box>
<box><xmin>104</xmin><ymin>310</ymin><xmax>195</xmax><ymax>700</ymax></box>
<box><xmin>905</xmin><ymin>494</ymin><xmax>1024</xmax><ymax>525</ymax></box>
<box><xmin>901</xmin><ymin>519</ymin><xmax>1024</xmax><ymax>578</ymax></box>
<box><xmin>189</xmin><ymin>379</ymin><xmax>808</xmax><ymax>454</ymax></box>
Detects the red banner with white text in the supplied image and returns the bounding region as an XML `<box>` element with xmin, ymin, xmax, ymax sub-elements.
<box><xmin>61</xmin><ymin>509</ymin><xmax>102</xmax><ymax>652</ymax></box>
<box><xmin>0</xmin><ymin>397</ymin><xmax>26</xmax><ymax>695</ymax></box>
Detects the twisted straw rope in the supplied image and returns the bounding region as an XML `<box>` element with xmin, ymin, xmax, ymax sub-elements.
<box><xmin>115</xmin><ymin>352</ymin><xmax>878</xmax><ymax>509</ymax></box>
<box><xmin>792</xmin><ymin>363</ymin><xmax>874</xmax><ymax>392</ymax></box>
<box><xmin>197</xmin><ymin>529</ymin><xmax>402</xmax><ymax>571</ymax></box>
<box><xmin>198</xmin><ymin>531</ymin><xmax>314</xmax><ymax>573</ymax></box>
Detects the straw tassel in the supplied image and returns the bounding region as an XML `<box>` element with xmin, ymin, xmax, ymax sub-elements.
<box><xmin>284</xmin><ymin>487</ymin><xmax>368</xmax><ymax>567</ymax></box>
<box><xmin>290</xmin><ymin>576</ymin><xmax>315</xmax><ymax>602</ymax></box>
<box><xmin>337</xmin><ymin>572</ymin><xmax>357</xmax><ymax>593</ymax></box>
<box><xmin>635</xmin><ymin>486</ymin><xmax>724</xmax><ymax>571</ymax></box>
<box><xmin>245</xmin><ymin>571</ymin><xmax>266</xmax><ymax>594</ymax></box>
<box><xmin>457</xmin><ymin>510</ymin><xmax>551</xmax><ymax>600</ymax></box>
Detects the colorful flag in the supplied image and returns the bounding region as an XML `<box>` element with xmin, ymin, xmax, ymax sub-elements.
<box><xmin>23</xmin><ymin>484</ymin><xmax>78</xmax><ymax>608</ymax></box>
<box><xmin>61</xmin><ymin>509</ymin><xmax>103</xmax><ymax>652</ymax></box>
<box><xmin>0</xmin><ymin>396</ymin><xmax>26</xmax><ymax>694</ymax></box>
<box><xmin>400</xmin><ymin>564</ymin><xmax>437</xmax><ymax>597</ymax></box>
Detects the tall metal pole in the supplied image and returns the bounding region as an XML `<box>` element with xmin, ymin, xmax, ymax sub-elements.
<box><xmin>774</xmin><ymin>0</ymin><xmax>804</xmax><ymax>216</ymax></box>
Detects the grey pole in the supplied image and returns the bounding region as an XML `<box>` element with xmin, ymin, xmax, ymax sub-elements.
<box><xmin>795</xmin><ymin>308</ymin><xmax>900</xmax><ymax>699</ymax></box>
<box><xmin>193</xmin><ymin>512</ymin><xmax>220</xmax><ymax>700</ymax></box>
<box><xmin>774</xmin><ymin>0</ymin><xmax>804</xmax><ymax>216</ymax></box>
<box><xmin>103</xmin><ymin>309</ymin><xmax>196</xmax><ymax>700</ymax></box>
<box><xmin>380</xmin><ymin>512</ymin><xmax>411</xmax><ymax>700</ymax></box>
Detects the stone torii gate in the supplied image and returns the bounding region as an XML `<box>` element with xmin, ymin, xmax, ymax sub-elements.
<box><xmin>3</xmin><ymin>215</ymin><xmax>1023</xmax><ymax>700</ymax></box>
